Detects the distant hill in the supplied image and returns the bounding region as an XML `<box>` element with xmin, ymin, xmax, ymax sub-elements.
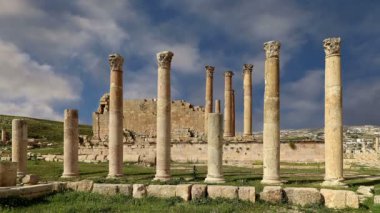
<box><xmin>0</xmin><ymin>114</ymin><xmax>92</xmax><ymax>144</ymax></box>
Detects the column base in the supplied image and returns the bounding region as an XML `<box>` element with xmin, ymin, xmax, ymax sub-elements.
<box><xmin>153</xmin><ymin>175</ymin><xmax>171</xmax><ymax>182</ymax></box>
<box><xmin>107</xmin><ymin>174</ymin><xmax>124</xmax><ymax>179</ymax></box>
<box><xmin>204</xmin><ymin>176</ymin><xmax>225</xmax><ymax>184</ymax></box>
<box><xmin>321</xmin><ymin>179</ymin><xmax>346</xmax><ymax>187</ymax></box>
<box><xmin>61</xmin><ymin>173</ymin><xmax>79</xmax><ymax>179</ymax></box>
<box><xmin>261</xmin><ymin>179</ymin><xmax>283</xmax><ymax>185</ymax></box>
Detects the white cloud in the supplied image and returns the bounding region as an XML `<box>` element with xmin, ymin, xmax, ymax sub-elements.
<box><xmin>0</xmin><ymin>40</ymin><xmax>81</xmax><ymax>120</ymax></box>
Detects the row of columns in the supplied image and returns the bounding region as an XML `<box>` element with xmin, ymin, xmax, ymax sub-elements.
<box><xmin>59</xmin><ymin>37</ymin><xmax>343</xmax><ymax>186</ymax></box>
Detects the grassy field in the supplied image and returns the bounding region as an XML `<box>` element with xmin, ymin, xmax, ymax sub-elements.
<box><xmin>0</xmin><ymin>114</ymin><xmax>92</xmax><ymax>154</ymax></box>
<box><xmin>0</xmin><ymin>160</ymin><xmax>377</xmax><ymax>212</ymax></box>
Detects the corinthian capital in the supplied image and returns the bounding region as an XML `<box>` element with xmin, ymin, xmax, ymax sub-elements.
<box><xmin>108</xmin><ymin>53</ymin><xmax>124</xmax><ymax>71</ymax></box>
<box><xmin>243</xmin><ymin>64</ymin><xmax>253</xmax><ymax>75</ymax></box>
<box><xmin>224</xmin><ymin>71</ymin><xmax>234</xmax><ymax>77</ymax></box>
<box><xmin>264</xmin><ymin>41</ymin><xmax>281</xmax><ymax>59</ymax></box>
<box><xmin>323</xmin><ymin>37</ymin><xmax>341</xmax><ymax>57</ymax></box>
<box><xmin>156</xmin><ymin>51</ymin><xmax>174</xmax><ymax>69</ymax></box>
<box><xmin>205</xmin><ymin>65</ymin><xmax>215</xmax><ymax>77</ymax></box>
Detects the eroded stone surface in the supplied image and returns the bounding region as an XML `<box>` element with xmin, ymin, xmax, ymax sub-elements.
<box><xmin>191</xmin><ymin>184</ymin><xmax>207</xmax><ymax>200</ymax></box>
<box><xmin>147</xmin><ymin>185</ymin><xmax>176</xmax><ymax>198</ymax></box>
<box><xmin>284</xmin><ymin>187</ymin><xmax>322</xmax><ymax>207</ymax></box>
<box><xmin>92</xmin><ymin>183</ymin><xmax>118</xmax><ymax>195</ymax></box>
<box><xmin>133</xmin><ymin>184</ymin><xmax>147</xmax><ymax>198</ymax></box>
<box><xmin>260</xmin><ymin>186</ymin><xmax>284</xmax><ymax>204</ymax></box>
<box><xmin>320</xmin><ymin>189</ymin><xmax>359</xmax><ymax>209</ymax></box>
<box><xmin>207</xmin><ymin>185</ymin><xmax>238</xmax><ymax>199</ymax></box>
<box><xmin>118</xmin><ymin>184</ymin><xmax>133</xmax><ymax>196</ymax></box>
<box><xmin>21</xmin><ymin>174</ymin><xmax>39</xmax><ymax>185</ymax></box>
<box><xmin>176</xmin><ymin>184</ymin><xmax>192</xmax><ymax>201</ymax></box>
<box><xmin>238</xmin><ymin>186</ymin><xmax>256</xmax><ymax>203</ymax></box>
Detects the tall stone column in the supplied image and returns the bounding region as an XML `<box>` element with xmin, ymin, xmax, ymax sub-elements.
<box><xmin>322</xmin><ymin>37</ymin><xmax>344</xmax><ymax>186</ymax></box>
<box><xmin>375</xmin><ymin>137</ymin><xmax>379</xmax><ymax>153</ymax></box>
<box><xmin>154</xmin><ymin>51</ymin><xmax>174</xmax><ymax>181</ymax></box>
<box><xmin>215</xmin><ymin>99</ymin><xmax>221</xmax><ymax>113</ymax></box>
<box><xmin>231</xmin><ymin>90</ymin><xmax>236</xmax><ymax>136</ymax></box>
<box><xmin>1</xmin><ymin>128</ymin><xmax>6</xmax><ymax>144</ymax></box>
<box><xmin>12</xmin><ymin>119</ymin><xmax>27</xmax><ymax>177</ymax></box>
<box><xmin>107</xmin><ymin>53</ymin><xmax>124</xmax><ymax>178</ymax></box>
<box><xmin>62</xmin><ymin>109</ymin><xmax>79</xmax><ymax>178</ymax></box>
<box><xmin>204</xmin><ymin>66</ymin><xmax>215</xmax><ymax>134</ymax></box>
<box><xmin>205</xmin><ymin>113</ymin><xmax>225</xmax><ymax>183</ymax></box>
<box><xmin>261</xmin><ymin>41</ymin><xmax>281</xmax><ymax>185</ymax></box>
<box><xmin>243</xmin><ymin>64</ymin><xmax>253</xmax><ymax>136</ymax></box>
<box><xmin>223</xmin><ymin>71</ymin><xmax>234</xmax><ymax>137</ymax></box>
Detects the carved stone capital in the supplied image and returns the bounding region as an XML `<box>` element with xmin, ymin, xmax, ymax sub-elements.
<box><xmin>243</xmin><ymin>64</ymin><xmax>253</xmax><ymax>75</ymax></box>
<box><xmin>156</xmin><ymin>51</ymin><xmax>174</xmax><ymax>69</ymax></box>
<box><xmin>264</xmin><ymin>41</ymin><xmax>281</xmax><ymax>58</ymax></box>
<box><xmin>108</xmin><ymin>53</ymin><xmax>124</xmax><ymax>71</ymax></box>
<box><xmin>205</xmin><ymin>65</ymin><xmax>215</xmax><ymax>77</ymax></box>
<box><xmin>323</xmin><ymin>37</ymin><xmax>341</xmax><ymax>57</ymax></box>
<box><xmin>224</xmin><ymin>71</ymin><xmax>234</xmax><ymax>78</ymax></box>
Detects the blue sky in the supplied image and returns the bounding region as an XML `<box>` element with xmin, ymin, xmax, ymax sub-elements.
<box><xmin>0</xmin><ymin>0</ymin><xmax>379</xmax><ymax>131</ymax></box>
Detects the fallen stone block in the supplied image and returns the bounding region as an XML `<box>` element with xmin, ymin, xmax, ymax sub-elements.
<box><xmin>238</xmin><ymin>186</ymin><xmax>256</xmax><ymax>203</ymax></box>
<box><xmin>52</xmin><ymin>182</ymin><xmax>67</xmax><ymax>192</ymax></box>
<box><xmin>18</xmin><ymin>184</ymin><xmax>53</xmax><ymax>199</ymax></box>
<box><xmin>320</xmin><ymin>189</ymin><xmax>359</xmax><ymax>209</ymax></box>
<box><xmin>356</xmin><ymin>185</ymin><xmax>374</xmax><ymax>197</ymax></box>
<box><xmin>147</xmin><ymin>185</ymin><xmax>176</xmax><ymax>198</ymax></box>
<box><xmin>191</xmin><ymin>184</ymin><xmax>207</xmax><ymax>200</ymax></box>
<box><xmin>92</xmin><ymin>184</ymin><xmax>118</xmax><ymax>195</ymax></box>
<box><xmin>118</xmin><ymin>184</ymin><xmax>133</xmax><ymax>196</ymax></box>
<box><xmin>21</xmin><ymin>174</ymin><xmax>40</xmax><ymax>185</ymax></box>
<box><xmin>208</xmin><ymin>185</ymin><xmax>238</xmax><ymax>199</ymax></box>
<box><xmin>374</xmin><ymin>195</ymin><xmax>380</xmax><ymax>205</ymax></box>
<box><xmin>133</xmin><ymin>184</ymin><xmax>147</xmax><ymax>198</ymax></box>
<box><xmin>176</xmin><ymin>184</ymin><xmax>192</xmax><ymax>201</ymax></box>
<box><xmin>284</xmin><ymin>187</ymin><xmax>322</xmax><ymax>207</ymax></box>
<box><xmin>260</xmin><ymin>186</ymin><xmax>284</xmax><ymax>204</ymax></box>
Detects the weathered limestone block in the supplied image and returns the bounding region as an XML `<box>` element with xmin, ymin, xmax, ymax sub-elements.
<box><xmin>0</xmin><ymin>188</ymin><xmax>20</xmax><ymax>198</ymax></box>
<box><xmin>123</xmin><ymin>154</ymin><xmax>140</xmax><ymax>163</ymax></box>
<box><xmin>374</xmin><ymin>195</ymin><xmax>380</xmax><ymax>205</ymax></box>
<box><xmin>92</xmin><ymin>183</ymin><xmax>118</xmax><ymax>195</ymax></box>
<box><xmin>356</xmin><ymin>185</ymin><xmax>374</xmax><ymax>197</ymax></box>
<box><xmin>176</xmin><ymin>184</ymin><xmax>192</xmax><ymax>201</ymax></box>
<box><xmin>118</xmin><ymin>184</ymin><xmax>133</xmax><ymax>196</ymax></box>
<box><xmin>260</xmin><ymin>186</ymin><xmax>284</xmax><ymax>204</ymax></box>
<box><xmin>238</xmin><ymin>186</ymin><xmax>256</xmax><ymax>203</ymax></box>
<box><xmin>133</xmin><ymin>184</ymin><xmax>147</xmax><ymax>198</ymax></box>
<box><xmin>147</xmin><ymin>185</ymin><xmax>176</xmax><ymax>198</ymax></box>
<box><xmin>21</xmin><ymin>174</ymin><xmax>39</xmax><ymax>185</ymax></box>
<box><xmin>52</xmin><ymin>182</ymin><xmax>67</xmax><ymax>192</ymax></box>
<box><xmin>67</xmin><ymin>180</ymin><xmax>94</xmax><ymax>192</ymax></box>
<box><xmin>320</xmin><ymin>189</ymin><xmax>359</xmax><ymax>209</ymax></box>
<box><xmin>207</xmin><ymin>185</ymin><xmax>238</xmax><ymax>199</ymax></box>
<box><xmin>0</xmin><ymin>161</ymin><xmax>17</xmax><ymax>187</ymax></box>
<box><xmin>18</xmin><ymin>184</ymin><xmax>53</xmax><ymax>199</ymax></box>
<box><xmin>191</xmin><ymin>184</ymin><xmax>207</xmax><ymax>200</ymax></box>
<box><xmin>284</xmin><ymin>187</ymin><xmax>322</xmax><ymax>207</ymax></box>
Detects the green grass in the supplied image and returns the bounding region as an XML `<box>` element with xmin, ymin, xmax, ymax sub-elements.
<box><xmin>0</xmin><ymin>114</ymin><xmax>92</xmax><ymax>155</ymax></box>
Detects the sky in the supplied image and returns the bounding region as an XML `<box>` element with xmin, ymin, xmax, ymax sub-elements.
<box><xmin>0</xmin><ymin>0</ymin><xmax>379</xmax><ymax>131</ymax></box>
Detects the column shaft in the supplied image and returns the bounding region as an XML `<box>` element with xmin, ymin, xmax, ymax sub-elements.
<box><xmin>231</xmin><ymin>90</ymin><xmax>235</xmax><ymax>136</ymax></box>
<box><xmin>205</xmin><ymin>113</ymin><xmax>225</xmax><ymax>183</ymax></box>
<box><xmin>155</xmin><ymin>51</ymin><xmax>174</xmax><ymax>181</ymax></box>
<box><xmin>204</xmin><ymin>66</ymin><xmax>215</xmax><ymax>133</ymax></box>
<box><xmin>108</xmin><ymin>54</ymin><xmax>124</xmax><ymax>178</ymax></box>
<box><xmin>323</xmin><ymin>37</ymin><xmax>344</xmax><ymax>185</ymax></box>
<box><xmin>1</xmin><ymin>129</ymin><xmax>6</xmax><ymax>144</ymax></box>
<box><xmin>62</xmin><ymin>109</ymin><xmax>79</xmax><ymax>178</ymax></box>
<box><xmin>215</xmin><ymin>99</ymin><xmax>221</xmax><ymax>113</ymax></box>
<box><xmin>262</xmin><ymin>41</ymin><xmax>281</xmax><ymax>185</ymax></box>
<box><xmin>12</xmin><ymin>119</ymin><xmax>27</xmax><ymax>177</ymax></box>
<box><xmin>243</xmin><ymin>64</ymin><xmax>253</xmax><ymax>136</ymax></box>
<box><xmin>223</xmin><ymin>71</ymin><xmax>234</xmax><ymax>137</ymax></box>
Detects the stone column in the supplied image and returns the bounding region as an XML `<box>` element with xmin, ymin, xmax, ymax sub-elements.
<box><xmin>261</xmin><ymin>41</ymin><xmax>281</xmax><ymax>185</ymax></box>
<box><xmin>223</xmin><ymin>71</ymin><xmax>234</xmax><ymax>137</ymax></box>
<box><xmin>1</xmin><ymin>128</ymin><xmax>6</xmax><ymax>144</ymax></box>
<box><xmin>107</xmin><ymin>53</ymin><xmax>124</xmax><ymax>178</ymax></box>
<box><xmin>12</xmin><ymin>119</ymin><xmax>27</xmax><ymax>177</ymax></box>
<box><xmin>215</xmin><ymin>99</ymin><xmax>221</xmax><ymax>113</ymax></box>
<box><xmin>154</xmin><ymin>51</ymin><xmax>174</xmax><ymax>181</ymax></box>
<box><xmin>205</xmin><ymin>113</ymin><xmax>225</xmax><ymax>183</ymax></box>
<box><xmin>375</xmin><ymin>137</ymin><xmax>379</xmax><ymax>153</ymax></box>
<box><xmin>322</xmin><ymin>37</ymin><xmax>344</xmax><ymax>186</ymax></box>
<box><xmin>62</xmin><ymin>109</ymin><xmax>79</xmax><ymax>178</ymax></box>
<box><xmin>204</xmin><ymin>65</ymin><xmax>215</xmax><ymax>134</ymax></box>
<box><xmin>231</xmin><ymin>90</ymin><xmax>236</xmax><ymax>136</ymax></box>
<box><xmin>243</xmin><ymin>64</ymin><xmax>253</xmax><ymax>136</ymax></box>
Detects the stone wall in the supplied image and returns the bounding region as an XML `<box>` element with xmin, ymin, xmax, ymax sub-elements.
<box><xmin>93</xmin><ymin>99</ymin><xmax>204</xmax><ymax>140</ymax></box>
<box><xmin>79</xmin><ymin>141</ymin><xmax>325</xmax><ymax>164</ymax></box>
